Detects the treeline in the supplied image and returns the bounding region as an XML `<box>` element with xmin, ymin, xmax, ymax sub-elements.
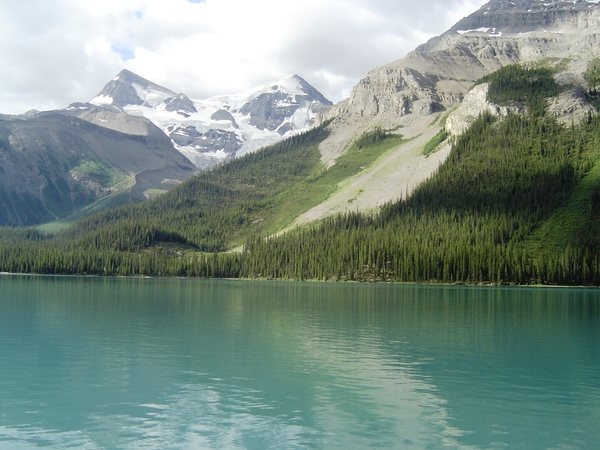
<box><xmin>2</xmin><ymin>65</ymin><xmax>600</xmax><ymax>285</ymax></box>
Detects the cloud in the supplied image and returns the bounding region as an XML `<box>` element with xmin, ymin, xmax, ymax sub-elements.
<box><xmin>0</xmin><ymin>0</ymin><xmax>488</xmax><ymax>114</ymax></box>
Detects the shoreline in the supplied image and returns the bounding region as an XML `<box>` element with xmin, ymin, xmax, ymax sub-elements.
<box><xmin>2</xmin><ymin>271</ymin><xmax>598</xmax><ymax>289</ymax></box>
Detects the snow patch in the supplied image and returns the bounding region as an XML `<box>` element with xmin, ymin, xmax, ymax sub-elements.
<box><xmin>131</xmin><ymin>83</ymin><xmax>172</xmax><ymax>107</ymax></box>
<box><xmin>90</xmin><ymin>95</ymin><xmax>113</xmax><ymax>106</ymax></box>
<box><xmin>457</xmin><ymin>27</ymin><xmax>491</xmax><ymax>34</ymax></box>
<box><xmin>110</xmin><ymin>73</ymin><xmax>328</xmax><ymax>168</ymax></box>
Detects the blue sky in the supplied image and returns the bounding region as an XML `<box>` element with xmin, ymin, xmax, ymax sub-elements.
<box><xmin>0</xmin><ymin>0</ymin><xmax>488</xmax><ymax>114</ymax></box>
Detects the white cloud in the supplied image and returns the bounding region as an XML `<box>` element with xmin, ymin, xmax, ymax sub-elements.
<box><xmin>0</xmin><ymin>0</ymin><xmax>488</xmax><ymax>114</ymax></box>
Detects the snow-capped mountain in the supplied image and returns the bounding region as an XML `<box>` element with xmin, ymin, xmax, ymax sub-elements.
<box><xmin>89</xmin><ymin>70</ymin><xmax>332</xmax><ymax>169</ymax></box>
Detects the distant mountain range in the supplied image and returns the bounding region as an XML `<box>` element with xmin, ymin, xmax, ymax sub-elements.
<box><xmin>85</xmin><ymin>70</ymin><xmax>332</xmax><ymax>169</ymax></box>
<box><xmin>0</xmin><ymin>72</ymin><xmax>331</xmax><ymax>226</ymax></box>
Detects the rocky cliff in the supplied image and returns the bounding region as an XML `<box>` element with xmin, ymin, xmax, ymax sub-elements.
<box><xmin>323</xmin><ymin>0</ymin><xmax>600</xmax><ymax>127</ymax></box>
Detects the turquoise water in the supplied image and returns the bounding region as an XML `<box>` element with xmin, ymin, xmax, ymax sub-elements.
<box><xmin>0</xmin><ymin>275</ymin><xmax>599</xmax><ymax>449</ymax></box>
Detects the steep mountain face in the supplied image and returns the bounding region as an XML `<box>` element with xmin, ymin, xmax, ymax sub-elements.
<box><xmin>91</xmin><ymin>69</ymin><xmax>176</xmax><ymax>109</ymax></box>
<box><xmin>88</xmin><ymin>70</ymin><xmax>332</xmax><ymax>169</ymax></box>
<box><xmin>307</xmin><ymin>0</ymin><xmax>600</xmax><ymax>220</ymax></box>
<box><xmin>0</xmin><ymin>112</ymin><xmax>196</xmax><ymax>227</ymax></box>
<box><xmin>324</xmin><ymin>0</ymin><xmax>599</xmax><ymax>126</ymax></box>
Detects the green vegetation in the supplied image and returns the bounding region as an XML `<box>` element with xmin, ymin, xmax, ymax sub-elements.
<box><xmin>584</xmin><ymin>58</ymin><xmax>600</xmax><ymax>109</ymax></box>
<box><xmin>239</xmin><ymin>110</ymin><xmax>600</xmax><ymax>284</ymax></box>
<box><xmin>353</xmin><ymin>127</ymin><xmax>392</xmax><ymax>149</ymax></box>
<box><xmin>584</xmin><ymin>58</ymin><xmax>600</xmax><ymax>93</ymax></box>
<box><xmin>37</xmin><ymin>176</ymin><xmax>136</xmax><ymax>233</ymax></box>
<box><xmin>2</xmin><ymin>64</ymin><xmax>600</xmax><ymax>285</ymax></box>
<box><xmin>529</xmin><ymin>57</ymin><xmax>572</xmax><ymax>72</ymax></box>
<box><xmin>477</xmin><ymin>64</ymin><xmax>563</xmax><ymax>116</ymax></box>
<box><xmin>59</xmin><ymin>122</ymin><xmax>331</xmax><ymax>253</ymax></box>
<box><xmin>423</xmin><ymin>129</ymin><xmax>448</xmax><ymax>156</ymax></box>
<box><xmin>264</xmin><ymin>129</ymin><xmax>404</xmax><ymax>232</ymax></box>
<box><xmin>70</xmin><ymin>159</ymin><xmax>127</xmax><ymax>187</ymax></box>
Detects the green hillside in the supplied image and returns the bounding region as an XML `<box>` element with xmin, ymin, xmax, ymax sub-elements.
<box><xmin>1</xmin><ymin>64</ymin><xmax>600</xmax><ymax>285</ymax></box>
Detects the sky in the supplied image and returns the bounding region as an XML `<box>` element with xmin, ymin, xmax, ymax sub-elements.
<box><xmin>0</xmin><ymin>0</ymin><xmax>489</xmax><ymax>115</ymax></box>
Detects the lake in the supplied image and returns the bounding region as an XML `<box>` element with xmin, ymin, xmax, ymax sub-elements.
<box><xmin>0</xmin><ymin>275</ymin><xmax>599</xmax><ymax>449</ymax></box>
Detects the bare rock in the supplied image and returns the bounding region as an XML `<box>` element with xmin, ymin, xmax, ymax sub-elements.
<box><xmin>445</xmin><ymin>83</ymin><xmax>517</xmax><ymax>136</ymax></box>
<box><xmin>546</xmin><ymin>88</ymin><xmax>596</xmax><ymax>125</ymax></box>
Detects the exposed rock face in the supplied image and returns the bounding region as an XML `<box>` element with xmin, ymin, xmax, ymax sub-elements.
<box><xmin>451</xmin><ymin>0</ymin><xmax>599</xmax><ymax>35</ymax></box>
<box><xmin>228</xmin><ymin>74</ymin><xmax>333</xmax><ymax>140</ymax></box>
<box><xmin>546</xmin><ymin>87</ymin><xmax>597</xmax><ymax>125</ymax></box>
<box><xmin>88</xmin><ymin>72</ymin><xmax>331</xmax><ymax>169</ymax></box>
<box><xmin>447</xmin><ymin>83</ymin><xmax>596</xmax><ymax>135</ymax></box>
<box><xmin>445</xmin><ymin>83</ymin><xmax>517</xmax><ymax>136</ymax></box>
<box><xmin>164</xmin><ymin>94</ymin><xmax>197</xmax><ymax>115</ymax></box>
<box><xmin>240</xmin><ymin>91</ymin><xmax>310</xmax><ymax>132</ymax></box>
<box><xmin>210</xmin><ymin>109</ymin><xmax>239</xmax><ymax>128</ymax></box>
<box><xmin>323</xmin><ymin>0</ymin><xmax>600</xmax><ymax>126</ymax></box>
<box><xmin>91</xmin><ymin>69</ymin><xmax>175</xmax><ymax>109</ymax></box>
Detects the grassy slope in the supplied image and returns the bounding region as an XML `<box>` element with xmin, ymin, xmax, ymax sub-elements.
<box><xmin>265</xmin><ymin>133</ymin><xmax>406</xmax><ymax>236</ymax></box>
<box><xmin>50</xmin><ymin>123</ymin><xmax>406</xmax><ymax>252</ymax></box>
<box><xmin>38</xmin><ymin>176</ymin><xmax>137</xmax><ymax>233</ymax></box>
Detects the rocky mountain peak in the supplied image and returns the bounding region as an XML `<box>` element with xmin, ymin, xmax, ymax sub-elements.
<box><xmin>90</xmin><ymin>69</ymin><xmax>176</xmax><ymax>109</ymax></box>
<box><xmin>290</xmin><ymin>74</ymin><xmax>333</xmax><ymax>106</ymax></box>
<box><xmin>452</xmin><ymin>0</ymin><xmax>599</xmax><ymax>31</ymax></box>
<box><xmin>235</xmin><ymin>74</ymin><xmax>333</xmax><ymax>135</ymax></box>
<box><xmin>84</xmin><ymin>70</ymin><xmax>331</xmax><ymax>169</ymax></box>
<box><xmin>323</xmin><ymin>0</ymin><xmax>600</xmax><ymax>126</ymax></box>
<box><xmin>163</xmin><ymin>93</ymin><xmax>197</xmax><ymax>115</ymax></box>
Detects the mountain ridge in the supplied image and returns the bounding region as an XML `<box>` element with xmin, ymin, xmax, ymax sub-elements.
<box><xmin>86</xmin><ymin>70</ymin><xmax>332</xmax><ymax>169</ymax></box>
<box><xmin>308</xmin><ymin>0</ymin><xmax>600</xmax><ymax>221</ymax></box>
<box><xmin>0</xmin><ymin>71</ymin><xmax>330</xmax><ymax>226</ymax></box>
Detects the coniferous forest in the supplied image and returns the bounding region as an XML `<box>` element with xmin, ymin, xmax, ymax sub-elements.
<box><xmin>2</xmin><ymin>64</ymin><xmax>600</xmax><ymax>285</ymax></box>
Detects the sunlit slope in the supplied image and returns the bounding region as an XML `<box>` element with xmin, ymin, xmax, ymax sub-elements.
<box><xmin>56</xmin><ymin>119</ymin><xmax>436</xmax><ymax>252</ymax></box>
<box><xmin>286</xmin><ymin>114</ymin><xmax>450</xmax><ymax>230</ymax></box>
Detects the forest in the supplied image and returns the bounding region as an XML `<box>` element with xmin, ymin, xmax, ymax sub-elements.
<box><xmin>1</xmin><ymin>64</ymin><xmax>600</xmax><ymax>285</ymax></box>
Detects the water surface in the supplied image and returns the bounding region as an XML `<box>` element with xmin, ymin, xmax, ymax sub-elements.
<box><xmin>0</xmin><ymin>275</ymin><xmax>599</xmax><ymax>449</ymax></box>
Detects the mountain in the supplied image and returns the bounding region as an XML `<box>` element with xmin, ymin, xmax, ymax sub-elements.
<box><xmin>88</xmin><ymin>70</ymin><xmax>332</xmax><ymax>169</ymax></box>
<box><xmin>90</xmin><ymin>68</ymin><xmax>176</xmax><ymax>109</ymax></box>
<box><xmin>305</xmin><ymin>0</ymin><xmax>600</xmax><ymax>223</ymax></box>
<box><xmin>0</xmin><ymin>112</ymin><xmax>196</xmax><ymax>227</ymax></box>
<box><xmin>331</xmin><ymin>0</ymin><xmax>600</xmax><ymax>122</ymax></box>
<box><xmin>2</xmin><ymin>0</ymin><xmax>600</xmax><ymax>285</ymax></box>
<box><xmin>0</xmin><ymin>70</ymin><xmax>330</xmax><ymax>227</ymax></box>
